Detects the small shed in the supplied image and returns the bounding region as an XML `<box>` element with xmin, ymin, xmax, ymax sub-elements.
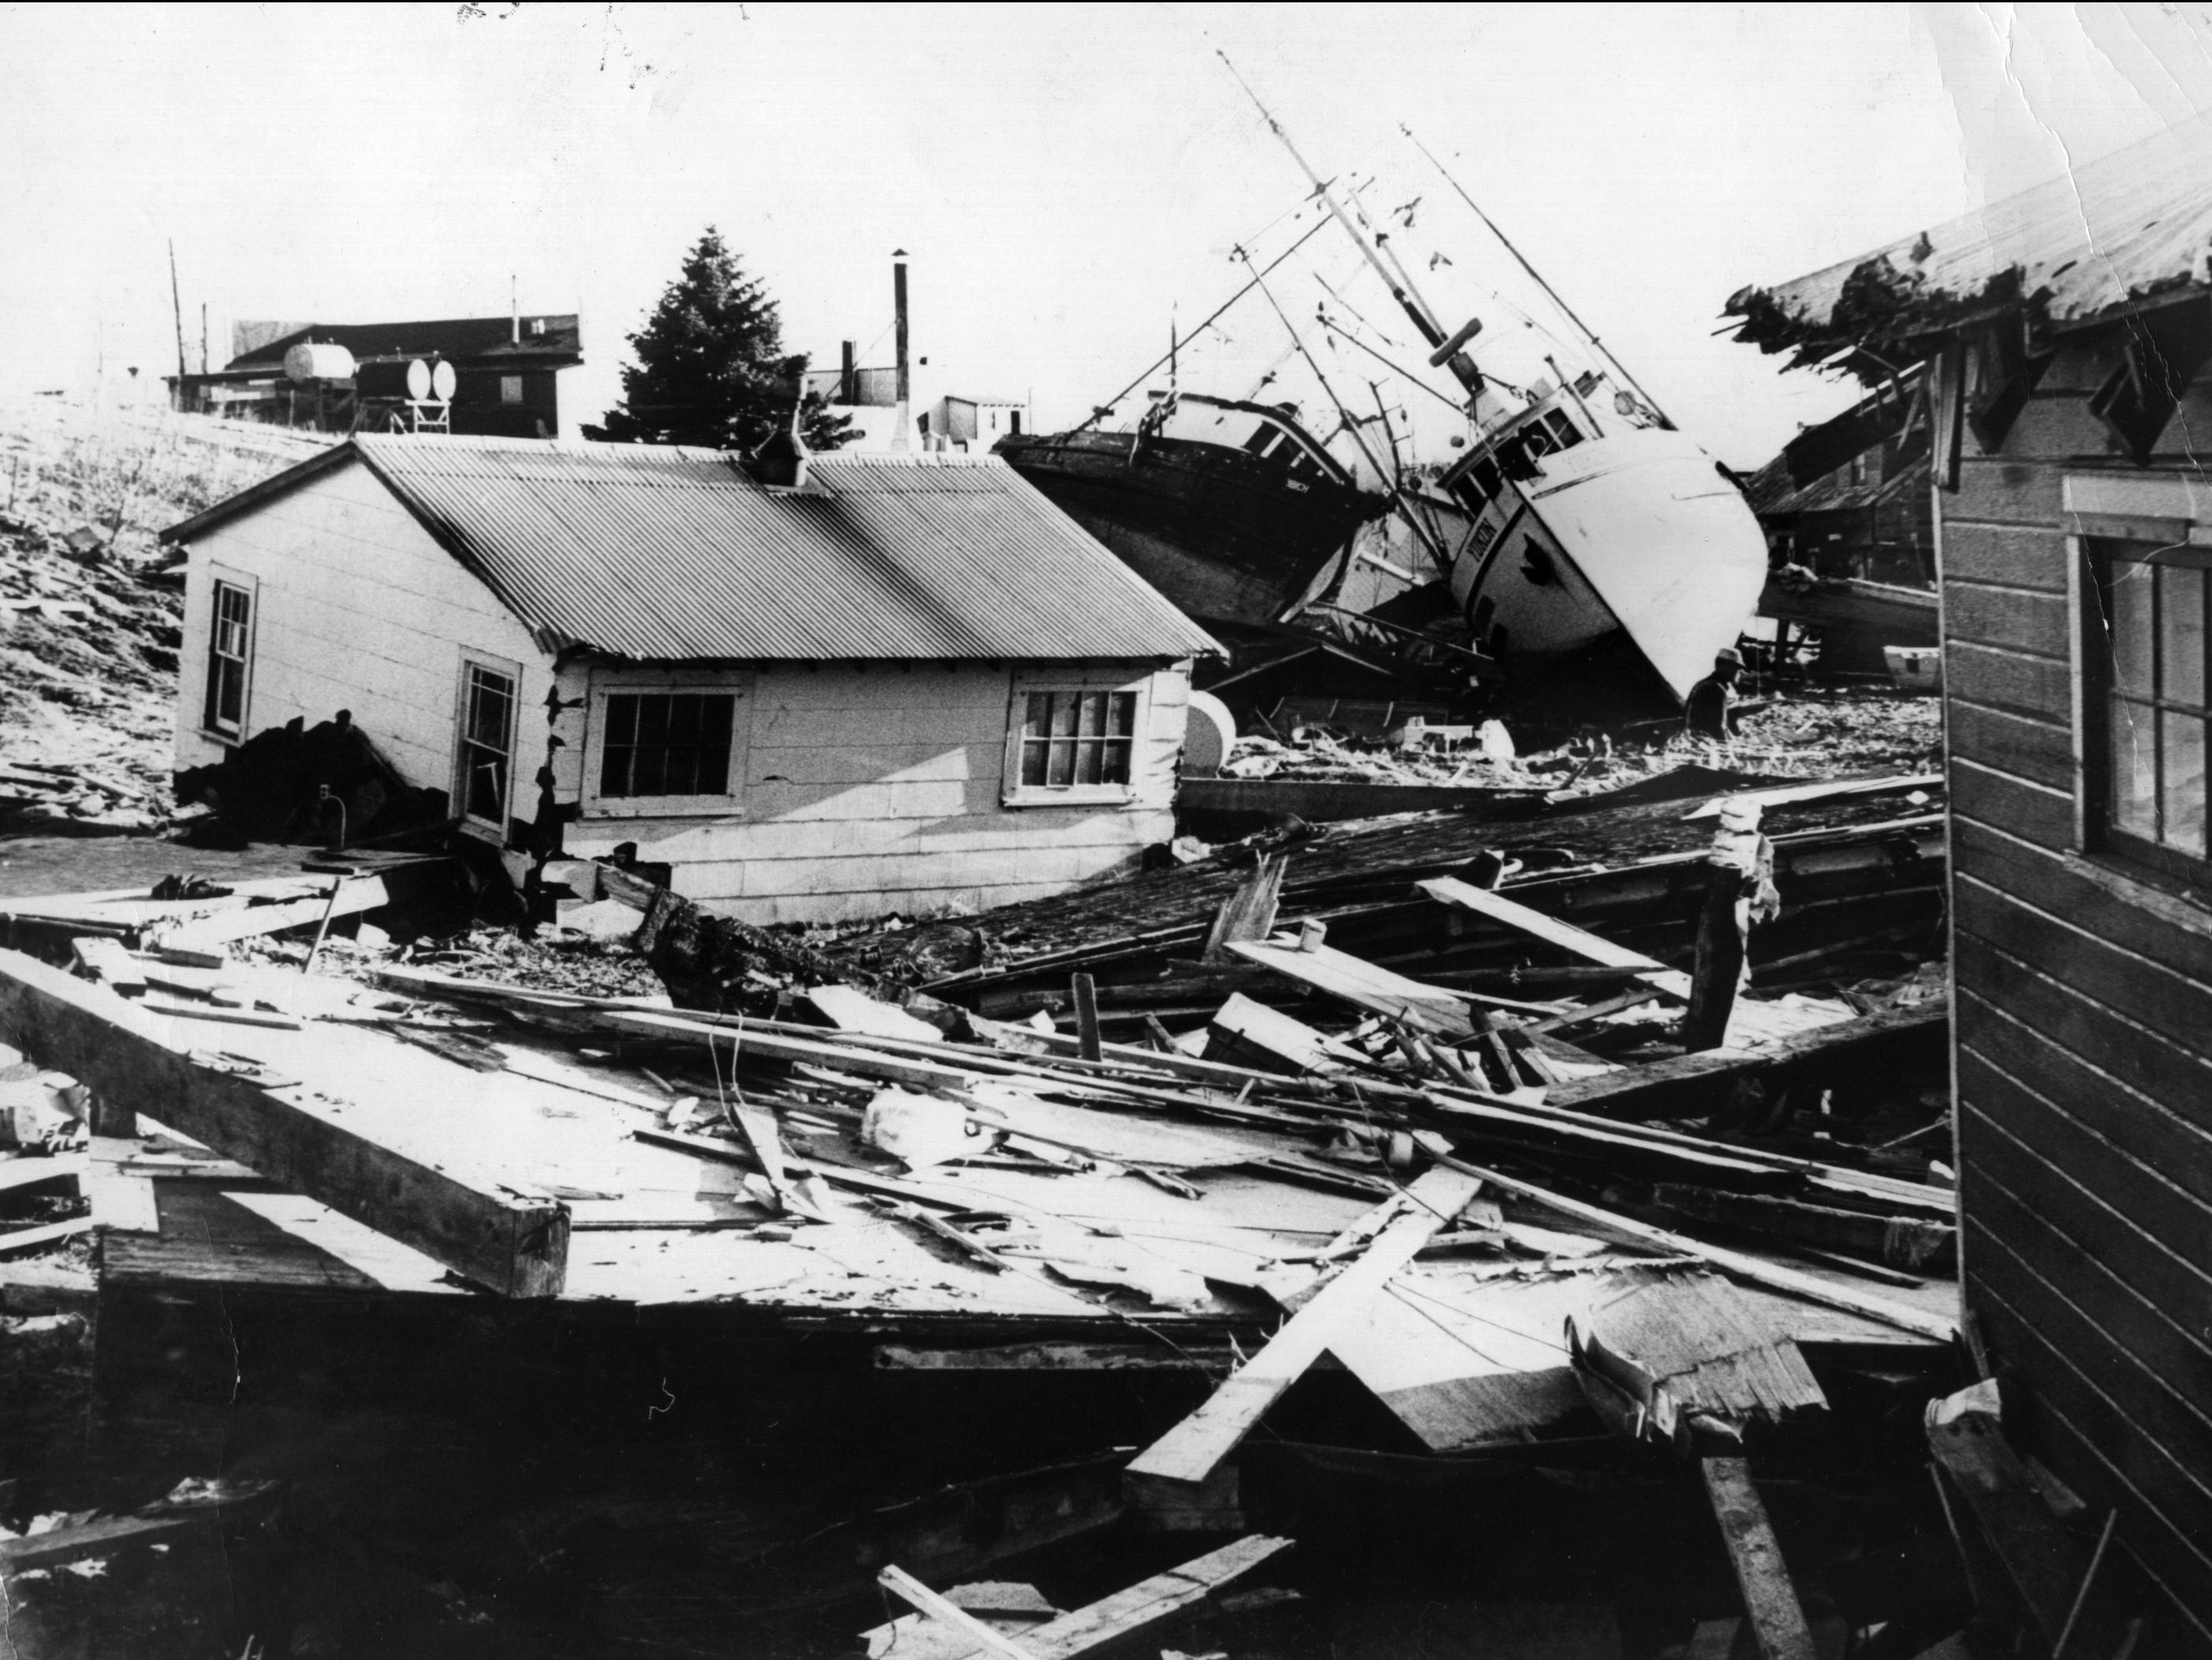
<box><xmin>162</xmin><ymin>436</ymin><xmax>1219</xmax><ymax>922</ymax></box>
<box><xmin>1728</xmin><ymin>109</ymin><xmax>2212</xmax><ymax>1647</ymax></box>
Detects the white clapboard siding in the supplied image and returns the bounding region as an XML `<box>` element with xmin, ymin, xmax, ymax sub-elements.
<box><xmin>174</xmin><ymin>460</ymin><xmax>561</xmax><ymax>811</ymax></box>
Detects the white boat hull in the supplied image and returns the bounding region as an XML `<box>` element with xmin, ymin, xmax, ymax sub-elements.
<box><xmin>1446</xmin><ymin>427</ymin><xmax>1766</xmax><ymax>702</ymax></box>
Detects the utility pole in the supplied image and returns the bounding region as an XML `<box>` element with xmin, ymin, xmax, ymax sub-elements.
<box><xmin>167</xmin><ymin>240</ymin><xmax>188</xmax><ymax>382</ymax></box>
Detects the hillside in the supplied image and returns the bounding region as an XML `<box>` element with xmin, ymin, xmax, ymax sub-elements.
<box><xmin>0</xmin><ymin>399</ymin><xmax>320</xmax><ymax>834</ymax></box>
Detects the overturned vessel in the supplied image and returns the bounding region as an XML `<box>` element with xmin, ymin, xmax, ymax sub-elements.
<box><xmin>1432</xmin><ymin>370</ymin><xmax>1766</xmax><ymax>703</ymax></box>
<box><xmin>995</xmin><ymin>390</ymin><xmax>1388</xmax><ymax>629</ymax></box>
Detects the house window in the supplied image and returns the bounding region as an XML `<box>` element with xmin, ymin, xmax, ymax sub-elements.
<box><xmin>2087</xmin><ymin>539</ymin><xmax>2212</xmax><ymax>878</ymax></box>
<box><xmin>500</xmin><ymin>375</ymin><xmax>524</xmax><ymax>405</ymax></box>
<box><xmin>600</xmin><ymin>692</ymin><xmax>736</xmax><ymax>798</ymax></box>
<box><xmin>1013</xmin><ymin>688</ymin><xmax>1138</xmax><ymax>796</ymax></box>
<box><xmin>457</xmin><ymin>660</ymin><xmax>517</xmax><ymax>829</ymax></box>
<box><xmin>202</xmin><ymin>577</ymin><xmax>253</xmax><ymax>737</ymax></box>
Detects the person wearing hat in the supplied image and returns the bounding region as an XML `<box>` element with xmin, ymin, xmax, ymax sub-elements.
<box><xmin>1684</xmin><ymin>647</ymin><xmax>1746</xmax><ymax>737</ymax></box>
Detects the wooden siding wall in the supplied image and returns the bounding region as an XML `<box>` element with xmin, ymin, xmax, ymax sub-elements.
<box><xmin>1944</xmin><ymin>338</ymin><xmax>2212</xmax><ymax>1646</ymax></box>
<box><xmin>554</xmin><ymin>660</ymin><xmax>1188</xmax><ymax>925</ymax></box>
<box><xmin>174</xmin><ymin>461</ymin><xmax>561</xmax><ymax>817</ymax></box>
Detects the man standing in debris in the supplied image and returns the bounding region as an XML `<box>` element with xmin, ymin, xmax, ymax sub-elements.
<box><xmin>1683</xmin><ymin>647</ymin><xmax>1745</xmax><ymax>738</ymax></box>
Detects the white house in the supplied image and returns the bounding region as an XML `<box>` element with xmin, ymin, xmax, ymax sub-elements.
<box><xmin>163</xmin><ymin>435</ymin><xmax>1219</xmax><ymax>923</ymax></box>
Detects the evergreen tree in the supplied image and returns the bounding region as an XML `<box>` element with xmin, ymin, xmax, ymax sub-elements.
<box><xmin>587</xmin><ymin>228</ymin><xmax>855</xmax><ymax>453</ymax></box>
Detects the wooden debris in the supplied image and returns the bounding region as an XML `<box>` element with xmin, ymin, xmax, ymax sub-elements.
<box><xmin>878</xmin><ymin>1565</ymin><xmax>1040</xmax><ymax>1660</ymax></box>
<box><xmin>1205</xmin><ymin>993</ymin><xmax>1361</xmax><ymax>1076</ymax></box>
<box><xmin>1126</xmin><ymin>1166</ymin><xmax>1484</xmax><ymax>1491</ymax></box>
<box><xmin>69</xmin><ymin>935</ymin><xmax>144</xmax><ymax>997</ymax></box>
<box><xmin>806</xmin><ymin>983</ymin><xmax>944</xmax><ymax>1043</ymax></box>
<box><xmin>1199</xmin><ymin>852</ymin><xmax>1285</xmax><ymax>964</ymax></box>
<box><xmin>0</xmin><ymin>1216</ymin><xmax>94</xmax><ymax>1257</ymax></box>
<box><xmin>0</xmin><ymin>947</ymin><xmax>569</xmax><ymax>1296</ymax></box>
<box><xmin>1700</xmin><ymin>1456</ymin><xmax>1818</xmax><ymax>1660</ymax></box>
<box><xmin>1225</xmin><ymin>936</ymin><xmax>1475</xmax><ymax>1039</ymax></box>
<box><xmin>1568</xmin><ymin>1273</ymin><xmax>1827</xmax><ymax>1449</ymax></box>
<box><xmin>1428</xmin><ymin>1151</ymin><xmax>1956</xmax><ymax>1341</ymax></box>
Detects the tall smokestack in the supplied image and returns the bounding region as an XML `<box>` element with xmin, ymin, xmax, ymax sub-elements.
<box><xmin>840</xmin><ymin>339</ymin><xmax>856</xmax><ymax>405</ymax></box>
<box><xmin>892</xmin><ymin>249</ymin><xmax>910</xmax><ymax>451</ymax></box>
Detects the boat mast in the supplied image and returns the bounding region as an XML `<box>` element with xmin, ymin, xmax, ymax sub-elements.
<box><xmin>1219</xmin><ymin>51</ymin><xmax>1486</xmax><ymax>404</ymax></box>
<box><xmin>1401</xmin><ymin>121</ymin><xmax>1674</xmax><ymax>429</ymax></box>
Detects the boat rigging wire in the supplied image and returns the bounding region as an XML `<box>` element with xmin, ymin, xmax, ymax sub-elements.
<box><xmin>1401</xmin><ymin>121</ymin><xmax>1675</xmax><ymax>427</ymax></box>
<box><xmin>1074</xmin><ymin>210</ymin><xmax>1335</xmax><ymax>430</ymax></box>
<box><xmin>1311</xmin><ymin>305</ymin><xmax>1480</xmax><ymax>414</ymax></box>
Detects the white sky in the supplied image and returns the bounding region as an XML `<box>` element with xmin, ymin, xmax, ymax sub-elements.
<box><xmin>6</xmin><ymin>2</ymin><xmax>2212</xmax><ymax>467</ymax></box>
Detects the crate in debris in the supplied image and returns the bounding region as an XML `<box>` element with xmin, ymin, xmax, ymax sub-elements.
<box><xmin>1884</xmin><ymin>646</ymin><xmax>1942</xmax><ymax>694</ymax></box>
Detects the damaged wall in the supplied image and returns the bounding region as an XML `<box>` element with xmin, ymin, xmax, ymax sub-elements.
<box><xmin>173</xmin><ymin>457</ymin><xmax>561</xmax><ymax>832</ymax></box>
<box><xmin>550</xmin><ymin>657</ymin><xmax>1188</xmax><ymax>924</ymax></box>
<box><xmin>1935</xmin><ymin>318</ymin><xmax>2212</xmax><ymax>1647</ymax></box>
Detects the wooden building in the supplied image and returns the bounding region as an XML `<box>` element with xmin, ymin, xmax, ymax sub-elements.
<box><xmin>1729</xmin><ymin>109</ymin><xmax>2212</xmax><ymax>1648</ymax></box>
<box><xmin>167</xmin><ymin>314</ymin><xmax>584</xmax><ymax>438</ymax></box>
<box><xmin>162</xmin><ymin>436</ymin><xmax>1217</xmax><ymax>922</ymax></box>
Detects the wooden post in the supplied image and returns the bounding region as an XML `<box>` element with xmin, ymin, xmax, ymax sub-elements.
<box><xmin>1701</xmin><ymin>1456</ymin><xmax>1817</xmax><ymax>1660</ymax></box>
<box><xmin>1071</xmin><ymin>972</ymin><xmax>1102</xmax><ymax>1063</ymax></box>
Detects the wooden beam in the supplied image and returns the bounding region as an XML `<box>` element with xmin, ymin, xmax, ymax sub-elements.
<box><xmin>158</xmin><ymin>869</ymin><xmax>421</xmax><ymax>950</ymax></box>
<box><xmin>0</xmin><ymin>1217</ymin><xmax>95</xmax><ymax>1257</ymax></box>
<box><xmin>878</xmin><ymin>1565</ymin><xmax>1039</xmax><ymax>1659</ymax></box>
<box><xmin>1701</xmin><ymin>1457</ymin><xmax>1818</xmax><ymax>1660</ymax></box>
<box><xmin>1682</xmin><ymin>859</ymin><xmax>1753</xmax><ymax>1052</ymax></box>
<box><xmin>1428</xmin><ymin>1151</ymin><xmax>1956</xmax><ymax>1342</ymax></box>
<box><xmin>1126</xmin><ymin>1166</ymin><xmax>1484</xmax><ymax>1489</ymax></box>
<box><xmin>1225</xmin><ymin>938</ymin><xmax>1475</xmax><ymax>1039</ymax></box>
<box><xmin>932</xmin><ymin>1535</ymin><xmax>1293</xmax><ymax>1660</ymax></box>
<box><xmin>1542</xmin><ymin>1002</ymin><xmax>1948</xmax><ymax>1120</ymax></box>
<box><xmin>1070</xmin><ymin>972</ymin><xmax>1102</xmax><ymax>1062</ymax></box>
<box><xmin>0</xmin><ymin>948</ymin><xmax>568</xmax><ymax>1296</ymax></box>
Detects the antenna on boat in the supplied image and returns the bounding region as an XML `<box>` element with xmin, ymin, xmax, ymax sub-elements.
<box><xmin>1401</xmin><ymin>121</ymin><xmax>1675</xmax><ymax>430</ymax></box>
<box><xmin>1237</xmin><ymin>244</ymin><xmax>1452</xmax><ymax>572</ymax></box>
<box><xmin>1218</xmin><ymin>50</ymin><xmax>1488</xmax><ymax>405</ymax></box>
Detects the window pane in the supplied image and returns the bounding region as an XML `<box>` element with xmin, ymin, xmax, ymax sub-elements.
<box><xmin>1076</xmin><ymin>692</ymin><xmax>1106</xmax><ymax>739</ymax></box>
<box><xmin>1107</xmin><ymin>692</ymin><xmax>1136</xmax><ymax>738</ymax></box>
<box><xmin>1102</xmin><ymin>737</ymin><xmax>1132</xmax><ymax>786</ymax></box>
<box><xmin>601</xmin><ymin>738</ymin><xmax>632</xmax><ymax>797</ymax></box>
<box><xmin>2108</xmin><ymin>561</ymin><xmax>2155</xmax><ymax>698</ymax></box>
<box><xmin>1048</xmin><ymin>694</ymin><xmax>1080</xmax><ymax>740</ymax></box>
<box><xmin>214</xmin><ymin>660</ymin><xmax>242</xmax><ymax>728</ymax></box>
<box><xmin>2160</xmin><ymin>564</ymin><xmax>2207</xmax><ymax>708</ymax></box>
<box><xmin>606</xmin><ymin>694</ymin><xmax>638</xmax><ymax>746</ymax></box>
<box><xmin>2162</xmin><ymin>709</ymin><xmax>2207</xmax><ymax>855</ymax></box>
<box><xmin>1046</xmin><ymin>737</ymin><xmax>1075</xmax><ymax>787</ymax></box>
<box><xmin>2109</xmin><ymin>696</ymin><xmax>2158</xmax><ymax>840</ymax></box>
<box><xmin>1020</xmin><ymin>737</ymin><xmax>1047</xmax><ymax>787</ymax></box>
<box><xmin>1022</xmin><ymin>693</ymin><xmax>1049</xmax><ymax>742</ymax></box>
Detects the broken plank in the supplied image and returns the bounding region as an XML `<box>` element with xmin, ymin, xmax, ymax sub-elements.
<box><xmin>0</xmin><ymin>1153</ymin><xmax>82</xmax><ymax>1198</ymax></box>
<box><xmin>1702</xmin><ymin>1457</ymin><xmax>1818</xmax><ymax>1660</ymax></box>
<box><xmin>1226</xmin><ymin>937</ymin><xmax>1475</xmax><ymax>1039</ymax></box>
<box><xmin>0</xmin><ymin>948</ymin><xmax>568</xmax><ymax>1297</ymax></box>
<box><xmin>988</xmin><ymin>1534</ymin><xmax>1293</xmax><ymax>1660</ymax></box>
<box><xmin>157</xmin><ymin>869</ymin><xmax>416</xmax><ymax>949</ymax></box>
<box><xmin>1126</xmin><ymin>1166</ymin><xmax>1484</xmax><ymax>1490</ymax></box>
<box><xmin>1206</xmin><ymin>993</ymin><xmax>1363</xmax><ymax>1076</ymax></box>
<box><xmin>1419</xmin><ymin>875</ymin><xmax>1693</xmax><ymax>999</ymax></box>
<box><xmin>69</xmin><ymin>936</ymin><xmax>145</xmax><ymax>997</ymax></box>
<box><xmin>0</xmin><ymin>1217</ymin><xmax>94</xmax><ymax>1257</ymax></box>
<box><xmin>878</xmin><ymin>1565</ymin><xmax>1040</xmax><ymax>1660</ymax></box>
<box><xmin>804</xmin><ymin>983</ymin><xmax>944</xmax><ymax>1043</ymax></box>
<box><xmin>1681</xmin><ymin>773</ymin><xmax>1942</xmax><ymax>822</ymax></box>
<box><xmin>1651</xmin><ymin>1184</ymin><xmax>1955</xmax><ymax>1272</ymax></box>
<box><xmin>728</xmin><ymin>1100</ymin><xmax>828</xmax><ymax>1222</ymax></box>
<box><xmin>81</xmin><ymin>1170</ymin><xmax>159</xmax><ymax>1233</ymax></box>
<box><xmin>1542</xmin><ymin>1002</ymin><xmax>1949</xmax><ymax>1120</ymax></box>
<box><xmin>1429</xmin><ymin>1151</ymin><xmax>1956</xmax><ymax>1342</ymax></box>
<box><xmin>0</xmin><ymin>1512</ymin><xmax>199</xmax><ymax>1569</ymax></box>
<box><xmin>602</xmin><ymin>1008</ymin><xmax>986</xmax><ymax>1093</ymax></box>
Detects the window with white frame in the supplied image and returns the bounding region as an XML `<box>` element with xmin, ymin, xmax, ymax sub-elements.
<box><xmin>2086</xmin><ymin>538</ymin><xmax>2212</xmax><ymax>882</ymax></box>
<box><xmin>456</xmin><ymin>658</ymin><xmax>518</xmax><ymax>830</ymax></box>
<box><xmin>202</xmin><ymin>576</ymin><xmax>255</xmax><ymax>738</ymax></box>
<box><xmin>1005</xmin><ymin>680</ymin><xmax>1144</xmax><ymax>804</ymax></box>
<box><xmin>584</xmin><ymin>673</ymin><xmax>750</xmax><ymax>818</ymax></box>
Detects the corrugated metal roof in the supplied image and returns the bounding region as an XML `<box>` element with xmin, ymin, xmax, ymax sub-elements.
<box><xmin>177</xmin><ymin>436</ymin><xmax>1221</xmax><ymax>664</ymax></box>
<box><xmin>1728</xmin><ymin>110</ymin><xmax>2212</xmax><ymax>352</ymax></box>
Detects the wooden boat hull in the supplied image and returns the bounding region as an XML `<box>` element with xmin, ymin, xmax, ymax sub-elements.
<box><xmin>997</xmin><ymin>427</ymin><xmax>1386</xmax><ymax>628</ymax></box>
<box><xmin>1448</xmin><ymin>427</ymin><xmax>1769</xmax><ymax>703</ymax></box>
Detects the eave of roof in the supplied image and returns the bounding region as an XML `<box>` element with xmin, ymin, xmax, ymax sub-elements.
<box><xmin>1723</xmin><ymin>110</ymin><xmax>2212</xmax><ymax>366</ymax></box>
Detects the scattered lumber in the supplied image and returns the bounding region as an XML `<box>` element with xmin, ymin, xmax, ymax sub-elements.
<box><xmin>1681</xmin><ymin>772</ymin><xmax>1942</xmax><ymax>822</ymax></box>
<box><xmin>878</xmin><ymin>1534</ymin><xmax>1293</xmax><ymax>1660</ymax></box>
<box><xmin>1199</xmin><ymin>852</ymin><xmax>1285</xmax><ymax>964</ymax></box>
<box><xmin>1427</xmin><ymin>1150</ymin><xmax>1956</xmax><ymax>1341</ymax></box>
<box><xmin>1700</xmin><ymin>1456</ymin><xmax>1819</xmax><ymax>1660</ymax></box>
<box><xmin>1125</xmin><ymin>1165</ymin><xmax>1485</xmax><ymax>1491</ymax></box>
<box><xmin>0</xmin><ymin>1216</ymin><xmax>94</xmax><ymax>1257</ymax></box>
<box><xmin>69</xmin><ymin>934</ymin><xmax>144</xmax><ymax>997</ymax></box>
<box><xmin>1568</xmin><ymin>1273</ymin><xmax>1827</xmax><ymax>1449</ymax></box>
<box><xmin>1542</xmin><ymin>1002</ymin><xmax>1949</xmax><ymax>1120</ymax></box>
<box><xmin>1205</xmin><ymin>993</ymin><xmax>1363</xmax><ymax>1076</ymax></box>
<box><xmin>1225</xmin><ymin>936</ymin><xmax>1475</xmax><ymax>1039</ymax></box>
<box><xmin>1417</xmin><ymin>873</ymin><xmax>1689</xmax><ymax>998</ymax></box>
<box><xmin>0</xmin><ymin>947</ymin><xmax>569</xmax><ymax>1296</ymax></box>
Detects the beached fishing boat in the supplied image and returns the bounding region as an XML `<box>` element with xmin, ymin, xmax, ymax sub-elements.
<box><xmin>994</xmin><ymin>390</ymin><xmax>1388</xmax><ymax>629</ymax></box>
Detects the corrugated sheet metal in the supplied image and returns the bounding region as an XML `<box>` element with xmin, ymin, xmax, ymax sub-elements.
<box><xmin>338</xmin><ymin>436</ymin><xmax>1220</xmax><ymax>664</ymax></box>
<box><xmin>1731</xmin><ymin>108</ymin><xmax>2212</xmax><ymax>343</ymax></box>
